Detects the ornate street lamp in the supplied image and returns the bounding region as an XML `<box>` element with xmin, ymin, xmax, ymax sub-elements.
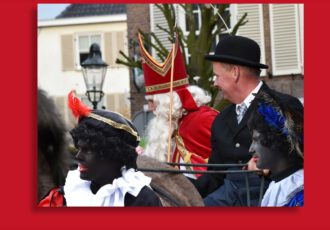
<box><xmin>81</xmin><ymin>43</ymin><xmax>108</xmax><ymax>109</ymax></box>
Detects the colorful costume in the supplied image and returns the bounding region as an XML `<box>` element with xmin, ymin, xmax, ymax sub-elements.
<box><xmin>262</xmin><ymin>169</ymin><xmax>304</xmax><ymax>207</ymax></box>
<box><xmin>138</xmin><ymin>33</ymin><xmax>188</xmax><ymax>96</ymax></box>
<box><xmin>173</xmin><ymin>106</ymin><xmax>218</xmax><ymax>177</ymax></box>
<box><xmin>39</xmin><ymin>168</ymin><xmax>161</xmax><ymax>207</ymax></box>
<box><xmin>39</xmin><ymin>92</ymin><xmax>162</xmax><ymax>207</ymax></box>
<box><xmin>138</xmin><ymin>33</ymin><xmax>218</xmax><ymax>177</ymax></box>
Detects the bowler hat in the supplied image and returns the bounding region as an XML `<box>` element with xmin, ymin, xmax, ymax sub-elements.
<box><xmin>205</xmin><ymin>35</ymin><xmax>268</xmax><ymax>69</ymax></box>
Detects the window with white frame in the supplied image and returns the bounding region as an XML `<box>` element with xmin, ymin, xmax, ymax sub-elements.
<box><xmin>210</xmin><ymin>5</ymin><xmax>231</xmax><ymax>52</ymax></box>
<box><xmin>180</xmin><ymin>4</ymin><xmax>264</xmax><ymax>69</ymax></box>
<box><xmin>75</xmin><ymin>33</ymin><xmax>102</xmax><ymax>69</ymax></box>
<box><xmin>184</xmin><ymin>4</ymin><xmax>230</xmax><ymax>36</ymax></box>
<box><xmin>183</xmin><ymin>4</ymin><xmax>231</xmax><ymax>62</ymax></box>
<box><xmin>150</xmin><ymin>4</ymin><xmax>231</xmax><ymax>63</ymax></box>
<box><xmin>185</xmin><ymin>4</ymin><xmax>201</xmax><ymax>32</ymax></box>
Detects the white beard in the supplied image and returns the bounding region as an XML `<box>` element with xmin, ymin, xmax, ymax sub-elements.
<box><xmin>144</xmin><ymin>115</ymin><xmax>178</xmax><ymax>162</ymax></box>
<box><xmin>142</xmin><ymin>86</ymin><xmax>211</xmax><ymax>172</ymax></box>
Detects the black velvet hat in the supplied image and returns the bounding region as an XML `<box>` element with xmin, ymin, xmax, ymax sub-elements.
<box><xmin>205</xmin><ymin>35</ymin><xmax>268</xmax><ymax>69</ymax></box>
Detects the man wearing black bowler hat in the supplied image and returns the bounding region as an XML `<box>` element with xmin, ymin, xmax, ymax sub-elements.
<box><xmin>192</xmin><ymin>35</ymin><xmax>303</xmax><ymax>206</ymax></box>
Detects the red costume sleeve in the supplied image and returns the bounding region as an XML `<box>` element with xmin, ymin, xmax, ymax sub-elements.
<box><xmin>38</xmin><ymin>187</ymin><xmax>65</xmax><ymax>207</ymax></box>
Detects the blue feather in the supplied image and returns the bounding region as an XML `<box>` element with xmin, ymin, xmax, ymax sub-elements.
<box><xmin>258</xmin><ymin>102</ymin><xmax>288</xmax><ymax>136</ymax></box>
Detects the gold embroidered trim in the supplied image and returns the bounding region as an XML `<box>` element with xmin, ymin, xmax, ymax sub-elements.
<box><xmin>139</xmin><ymin>33</ymin><xmax>179</xmax><ymax>77</ymax></box>
<box><xmin>88</xmin><ymin>113</ymin><xmax>140</xmax><ymax>142</ymax></box>
<box><xmin>175</xmin><ymin>134</ymin><xmax>209</xmax><ymax>170</ymax></box>
<box><xmin>175</xmin><ymin>134</ymin><xmax>193</xmax><ymax>171</ymax></box>
<box><xmin>146</xmin><ymin>78</ymin><xmax>189</xmax><ymax>93</ymax></box>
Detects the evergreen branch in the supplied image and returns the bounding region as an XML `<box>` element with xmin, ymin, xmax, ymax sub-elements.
<box><xmin>115</xmin><ymin>51</ymin><xmax>141</xmax><ymax>69</ymax></box>
<box><xmin>156</xmin><ymin>24</ymin><xmax>170</xmax><ymax>34</ymax></box>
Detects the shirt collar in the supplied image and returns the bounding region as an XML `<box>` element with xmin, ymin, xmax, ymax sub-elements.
<box><xmin>236</xmin><ymin>81</ymin><xmax>263</xmax><ymax>115</ymax></box>
<box><xmin>63</xmin><ymin>168</ymin><xmax>152</xmax><ymax>206</ymax></box>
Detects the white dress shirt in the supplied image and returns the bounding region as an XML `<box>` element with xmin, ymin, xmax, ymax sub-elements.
<box><xmin>235</xmin><ymin>81</ymin><xmax>263</xmax><ymax>116</ymax></box>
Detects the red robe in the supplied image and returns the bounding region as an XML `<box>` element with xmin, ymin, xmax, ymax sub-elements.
<box><xmin>172</xmin><ymin>106</ymin><xmax>218</xmax><ymax>178</ymax></box>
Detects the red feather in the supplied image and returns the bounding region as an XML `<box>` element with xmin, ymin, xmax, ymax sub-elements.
<box><xmin>68</xmin><ymin>90</ymin><xmax>91</xmax><ymax>119</ymax></box>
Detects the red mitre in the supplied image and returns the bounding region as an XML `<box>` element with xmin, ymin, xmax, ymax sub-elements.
<box><xmin>138</xmin><ymin>33</ymin><xmax>189</xmax><ymax>95</ymax></box>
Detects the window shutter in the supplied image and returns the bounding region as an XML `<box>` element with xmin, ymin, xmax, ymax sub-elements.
<box><xmin>104</xmin><ymin>31</ymin><xmax>126</xmax><ymax>67</ymax></box>
<box><xmin>298</xmin><ymin>4</ymin><xmax>304</xmax><ymax>74</ymax></box>
<box><xmin>104</xmin><ymin>32</ymin><xmax>114</xmax><ymax>66</ymax></box>
<box><xmin>61</xmin><ymin>35</ymin><xmax>74</xmax><ymax>71</ymax></box>
<box><xmin>106</xmin><ymin>94</ymin><xmax>115</xmax><ymax>111</ymax></box>
<box><xmin>234</xmin><ymin>4</ymin><xmax>266</xmax><ymax>75</ymax></box>
<box><xmin>298</xmin><ymin>4</ymin><xmax>305</xmax><ymax>74</ymax></box>
<box><xmin>270</xmin><ymin>4</ymin><xmax>302</xmax><ymax>75</ymax></box>
<box><xmin>150</xmin><ymin>4</ymin><xmax>172</xmax><ymax>62</ymax></box>
<box><xmin>106</xmin><ymin>93</ymin><xmax>128</xmax><ymax>117</ymax></box>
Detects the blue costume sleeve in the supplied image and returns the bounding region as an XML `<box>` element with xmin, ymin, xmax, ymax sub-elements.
<box><xmin>285</xmin><ymin>190</ymin><xmax>304</xmax><ymax>207</ymax></box>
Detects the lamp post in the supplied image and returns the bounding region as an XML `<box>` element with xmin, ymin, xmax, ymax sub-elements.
<box><xmin>81</xmin><ymin>43</ymin><xmax>108</xmax><ymax>109</ymax></box>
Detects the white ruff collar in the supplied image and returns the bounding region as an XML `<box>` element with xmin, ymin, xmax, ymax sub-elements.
<box><xmin>261</xmin><ymin>169</ymin><xmax>304</xmax><ymax>207</ymax></box>
<box><xmin>63</xmin><ymin>168</ymin><xmax>152</xmax><ymax>207</ymax></box>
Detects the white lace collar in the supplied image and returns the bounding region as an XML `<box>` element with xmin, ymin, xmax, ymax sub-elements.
<box><xmin>261</xmin><ymin>169</ymin><xmax>304</xmax><ymax>207</ymax></box>
<box><xmin>63</xmin><ymin>168</ymin><xmax>152</xmax><ymax>207</ymax></box>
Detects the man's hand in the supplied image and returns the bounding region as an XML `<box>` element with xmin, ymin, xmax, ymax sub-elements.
<box><xmin>245</xmin><ymin>156</ymin><xmax>270</xmax><ymax>176</ymax></box>
<box><xmin>135</xmin><ymin>146</ymin><xmax>144</xmax><ymax>155</ymax></box>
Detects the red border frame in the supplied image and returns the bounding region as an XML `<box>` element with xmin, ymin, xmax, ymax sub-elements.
<box><xmin>2</xmin><ymin>0</ymin><xmax>326</xmax><ymax>229</ymax></box>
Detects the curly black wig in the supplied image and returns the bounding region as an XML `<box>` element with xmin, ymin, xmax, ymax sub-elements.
<box><xmin>247</xmin><ymin>91</ymin><xmax>304</xmax><ymax>164</ymax></box>
<box><xmin>70</xmin><ymin>110</ymin><xmax>139</xmax><ymax>169</ymax></box>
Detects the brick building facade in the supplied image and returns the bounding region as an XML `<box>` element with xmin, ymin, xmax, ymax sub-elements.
<box><xmin>126</xmin><ymin>4</ymin><xmax>150</xmax><ymax>117</ymax></box>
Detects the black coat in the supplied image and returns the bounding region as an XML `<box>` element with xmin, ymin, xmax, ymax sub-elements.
<box><xmin>125</xmin><ymin>186</ymin><xmax>162</xmax><ymax>206</ymax></box>
<box><xmin>193</xmin><ymin>83</ymin><xmax>303</xmax><ymax>205</ymax></box>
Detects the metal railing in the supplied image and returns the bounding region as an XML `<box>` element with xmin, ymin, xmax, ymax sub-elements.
<box><xmin>138</xmin><ymin>162</ymin><xmax>266</xmax><ymax>207</ymax></box>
